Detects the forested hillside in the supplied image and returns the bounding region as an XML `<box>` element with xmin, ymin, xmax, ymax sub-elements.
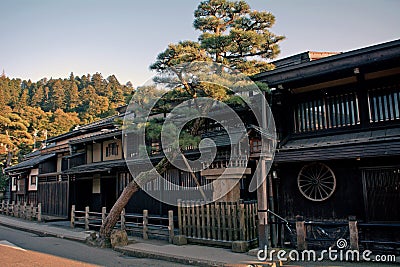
<box><xmin>0</xmin><ymin>71</ymin><xmax>134</xmax><ymax>169</ymax></box>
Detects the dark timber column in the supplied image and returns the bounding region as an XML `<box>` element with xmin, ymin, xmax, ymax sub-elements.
<box><xmin>355</xmin><ymin>69</ymin><xmax>369</xmax><ymax>128</ymax></box>
<box><xmin>257</xmin><ymin>92</ymin><xmax>269</xmax><ymax>249</ymax></box>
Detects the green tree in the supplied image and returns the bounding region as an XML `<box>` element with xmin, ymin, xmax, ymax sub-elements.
<box><xmin>18</xmin><ymin>106</ymin><xmax>50</xmax><ymax>147</ymax></box>
<box><xmin>194</xmin><ymin>0</ymin><xmax>284</xmax><ymax>75</ymax></box>
<box><xmin>7</xmin><ymin>78</ymin><xmax>22</xmax><ymax>108</ymax></box>
<box><xmin>31</xmin><ymin>85</ymin><xmax>45</xmax><ymax>107</ymax></box>
<box><xmin>15</xmin><ymin>88</ymin><xmax>29</xmax><ymax>111</ymax></box>
<box><xmin>0</xmin><ymin>111</ymin><xmax>34</xmax><ymax>167</ymax></box>
<box><xmin>65</xmin><ymin>73</ymin><xmax>80</xmax><ymax>111</ymax></box>
<box><xmin>49</xmin><ymin>79</ymin><xmax>67</xmax><ymax>111</ymax></box>
<box><xmin>48</xmin><ymin>109</ymin><xmax>80</xmax><ymax>136</ymax></box>
<box><xmin>78</xmin><ymin>85</ymin><xmax>110</xmax><ymax>122</ymax></box>
<box><xmin>0</xmin><ymin>75</ymin><xmax>9</xmax><ymax>110</ymax></box>
<box><xmin>100</xmin><ymin>0</ymin><xmax>283</xmax><ymax>241</ymax></box>
<box><xmin>91</xmin><ymin>72</ymin><xmax>107</xmax><ymax>96</ymax></box>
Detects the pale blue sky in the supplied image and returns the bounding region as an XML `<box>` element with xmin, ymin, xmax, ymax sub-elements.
<box><xmin>1</xmin><ymin>0</ymin><xmax>399</xmax><ymax>86</ymax></box>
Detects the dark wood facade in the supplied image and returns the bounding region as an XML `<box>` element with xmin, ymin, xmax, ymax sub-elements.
<box><xmin>5</xmin><ymin>39</ymin><xmax>400</xmax><ymax>250</ymax></box>
<box><xmin>254</xmin><ymin>39</ymin><xmax>400</xmax><ymax>248</ymax></box>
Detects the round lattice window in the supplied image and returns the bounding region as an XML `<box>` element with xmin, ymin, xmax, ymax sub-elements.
<box><xmin>297</xmin><ymin>163</ymin><xmax>336</xmax><ymax>201</ymax></box>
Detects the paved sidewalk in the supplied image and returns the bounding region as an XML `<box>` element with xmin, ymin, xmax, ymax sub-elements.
<box><xmin>0</xmin><ymin>214</ymin><xmax>90</xmax><ymax>242</ymax></box>
<box><xmin>115</xmin><ymin>238</ymin><xmax>270</xmax><ymax>267</ymax></box>
<box><xmin>0</xmin><ymin>214</ymin><xmax>275</xmax><ymax>267</ymax></box>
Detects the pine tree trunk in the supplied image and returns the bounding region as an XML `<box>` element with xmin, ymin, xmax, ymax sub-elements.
<box><xmin>99</xmin><ymin>157</ymin><xmax>170</xmax><ymax>241</ymax></box>
<box><xmin>99</xmin><ymin>180</ymin><xmax>139</xmax><ymax>240</ymax></box>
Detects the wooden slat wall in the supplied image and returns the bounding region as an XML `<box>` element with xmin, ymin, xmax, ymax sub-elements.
<box><xmin>38</xmin><ymin>181</ymin><xmax>68</xmax><ymax>217</ymax></box>
<box><xmin>177</xmin><ymin>200</ymin><xmax>257</xmax><ymax>243</ymax></box>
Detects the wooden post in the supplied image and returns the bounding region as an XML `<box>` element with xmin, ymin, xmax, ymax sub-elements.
<box><xmin>23</xmin><ymin>202</ymin><xmax>27</xmax><ymax>219</ymax></box>
<box><xmin>191</xmin><ymin>201</ymin><xmax>196</xmax><ymax>238</ymax></box>
<box><xmin>101</xmin><ymin>207</ymin><xmax>107</xmax><ymax>224</ymax></box>
<box><xmin>85</xmin><ymin>206</ymin><xmax>90</xmax><ymax>230</ymax></box>
<box><xmin>211</xmin><ymin>202</ymin><xmax>216</xmax><ymax>240</ymax></box>
<box><xmin>349</xmin><ymin>216</ymin><xmax>359</xmax><ymax>250</ymax></box>
<box><xmin>221</xmin><ymin>202</ymin><xmax>227</xmax><ymax>241</ymax></box>
<box><xmin>168</xmin><ymin>210</ymin><xmax>174</xmax><ymax>243</ymax></box>
<box><xmin>196</xmin><ymin>200</ymin><xmax>201</xmax><ymax>238</ymax></box>
<box><xmin>181</xmin><ymin>201</ymin><xmax>187</xmax><ymax>236</ymax></box>
<box><xmin>143</xmin><ymin>210</ymin><xmax>148</xmax><ymax>240</ymax></box>
<box><xmin>200</xmin><ymin>201</ymin><xmax>206</xmax><ymax>239</ymax></box>
<box><xmin>227</xmin><ymin>202</ymin><xmax>233</xmax><ymax>241</ymax></box>
<box><xmin>216</xmin><ymin>202</ymin><xmax>221</xmax><ymax>240</ymax></box>
<box><xmin>70</xmin><ymin>205</ymin><xmax>76</xmax><ymax>228</ymax></box>
<box><xmin>206</xmin><ymin>203</ymin><xmax>211</xmax><ymax>239</ymax></box>
<box><xmin>13</xmin><ymin>202</ymin><xmax>18</xmax><ymax>217</ymax></box>
<box><xmin>186</xmin><ymin>202</ymin><xmax>191</xmax><ymax>237</ymax></box>
<box><xmin>33</xmin><ymin>207</ymin><xmax>37</xmax><ymax>220</ymax></box>
<box><xmin>239</xmin><ymin>203</ymin><xmax>245</xmax><ymax>240</ymax></box>
<box><xmin>5</xmin><ymin>201</ymin><xmax>9</xmax><ymax>215</ymax></box>
<box><xmin>28</xmin><ymin>203</ymin><xmax>33</xmax><ymax>220</ymax></box>
<box><xmin>37</xmin><ymin>203</ymin><xmax>42</xmax><ymax>222</ymax></box>
<box><xmin>11</xmin><ymin>201</ymin><xmax>15</xmax><ymax>217</ymax></box>
<box><xmin>177</xmin><ymin>199</ymin><xmax>182</xmax><ymax>235</ymax></box>
<box><xmin>296</xmin><ymin>215</ymin><xmax>307</xmax><ymax>250</ymax></box>
<box><xmin>120</xmin><ymin>208</ymin><xmax>126</xmax><ymax>231</ymax></box>
<box><xmin>232</xmin><ymin>202</ymin><xmax>238</xmax><ymax>241</ymax></box>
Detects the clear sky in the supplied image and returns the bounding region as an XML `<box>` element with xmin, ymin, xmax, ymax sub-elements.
<box><xmin>1</xmin><ymin>0</ymin><xmax>399</xmax><ymax>86</ymax></box>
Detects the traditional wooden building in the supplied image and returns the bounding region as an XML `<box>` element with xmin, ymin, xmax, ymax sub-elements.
<box><xmin>5</xmin><ymin>114</ymin><xmax>123</xmax><ymax>218</ymax></box>
<box><xmin>6</xmin><ymin>38</ymin><xmax>399</xmax><ymax>250</ymax></box>
<box><xmin>254</xmin><ymin>39</ymin><xmax>400</xmax><ymax>249</ymax></box>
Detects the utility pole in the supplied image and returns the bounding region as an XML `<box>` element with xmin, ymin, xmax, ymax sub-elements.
<box><xmin>257</xmin><ymin>92</ymin><xmax>269</xmax><ymax>249</ymax></box>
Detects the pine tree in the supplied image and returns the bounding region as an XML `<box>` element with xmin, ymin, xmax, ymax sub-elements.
<box><xmin>100</xmin><ymin>0</ymin><xmax>283</xmax><ymax>241</ymax></box>
<box><xmin>65</xmin><ymin>73</ymin><xmax>80</xmax><ymax>111</ymax></box>
<box><xmin>31</xmin><ymin>85</ymin><xmax>45</xmax><ymax>107</ymax></box>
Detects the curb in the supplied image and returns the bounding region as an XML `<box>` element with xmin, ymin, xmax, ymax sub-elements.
<box><xmin>0</xmin><ymin>217</ymin><xmax>278</xmax><ymax>267</ymax></box>
<box><xmin>114</xmin><ymin>246</ymin><xmax>227</xmax><ymax>267</ymax></box>
<box><xmin>0</xmin><ymin>220</ymin><xmax>87</xmax><ymax>243</ymax></box>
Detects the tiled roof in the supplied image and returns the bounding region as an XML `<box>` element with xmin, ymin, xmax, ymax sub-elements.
<box><xmin>63</xmin><ymin>159</ymin><xmax>126</xmax><ymax>174</ymax></box>
<box><xmin>275</xmin><ymin>128</ymin><xmax>400</xmax><ymax>162</ymax></box>
<box><xmin>69</xmin><ymin>129</ymin><xmax>121</xmax><ymax>145</ymax></box>
<box><xmin>5</xmin><ymin>153</ymin><xmax>56</xmax><ymax>173</ymax></box>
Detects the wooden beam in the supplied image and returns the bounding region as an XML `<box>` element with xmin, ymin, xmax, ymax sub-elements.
<box><xmin>292</xmin><ymin>76</ymin><xmax>357</xmax><ymax>94</ymax></box>
<box><xmin>364</xmin><ymin>67</ymin><xmax>400</xmax><ymax>80</ymax></box>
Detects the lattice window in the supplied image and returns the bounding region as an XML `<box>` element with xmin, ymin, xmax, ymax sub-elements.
<box><xmin>105</xmin><ymin>142</ymin><xmax>119</xmax><ymax>157</ymax></box>
<box><xmin>368</xmin><ymin>84</ymin><xmax>400</xmax><ymax>122</ymax></box>
<box><xmin>362</xmin><ymin>167</ymin><xmax>400</xmax><ymax>221</ymax></box>
<box><xmin>294</xmin><ymin>92</ymin><xmax>360</xmax><ymax>133</ymax></box>
<box><xmin>30</xmin><ymin>175</ymin><xmax>37</xmax><ymax>186</ymax></box>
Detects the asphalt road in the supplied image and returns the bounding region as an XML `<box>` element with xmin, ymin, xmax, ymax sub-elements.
<box><xmin>0</xmin><ymin>225</ymin><xmax>187</xmax><ymax>267</ymax></box>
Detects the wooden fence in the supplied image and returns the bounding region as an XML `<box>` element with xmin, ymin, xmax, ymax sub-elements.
<box><xmin>0</xmin><ymin>200</ymin><xmax>42</xmax><ymax>222</ymax></box>
<box><xmin>177</xmin><ymin>200</ymin><xmax>258</xmax><ymax>246</ymax></box>
<box><xmin>71</xmin><ymin>205</ymin><xmax>175</xmax><ymax>243</ymax></box>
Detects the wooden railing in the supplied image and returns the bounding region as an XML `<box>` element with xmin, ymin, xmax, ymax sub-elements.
<box><xmin>71</xmin><ymin>205</ymin><xmax>175</xmax><ymax>243</ymax></box>
<box><xmin>177</xmin><ymin>200</ymin><xmax>257</xmax><ymax>247</ymax></box>
<box><xmin>0</xmin><ymin>200</ymin><xmax>42</xmax><ymax>222</ymax></box>
<box><xmin>204</xmin><ymin>155</ymin><xmax>249</xmax><ymax>170</ymax></box>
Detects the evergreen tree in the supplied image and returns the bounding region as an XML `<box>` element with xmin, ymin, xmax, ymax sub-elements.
<box><xmin>0</xmin><ymin>111</ymin><xmax>34</xmax><ymax>167</ymax></box>
<box><xmin>65</xmin><ymin>73</ymin><xmax>80</xmax><ymax>111</ymax></box>
<box><xmin>100</xmin><ymin>0</ymin><xmax>283</xmax><ymax>240</ymax></box>
<box><xmin>15</xmin><ymin>88</ymin><xmax>29</xmax><ymax>111</ymax></box>
<box><xmin>49</xmin><ymin>79</ymin><xmax>66</xmax><ymax>111</ymax></box>
<box><xmin>194</xmin><ymin>0</ymin><xmax>284</xmax><ymax>75</ymax></box>
<box><xmin>31</xmin><ymin>85</ymin><xmax>45</xmax><ymax>107</ymax></box>
<box><xmin>48</xmin><ymin>109</ymin><xmax>80</xmax><ymax>136</ymax></box>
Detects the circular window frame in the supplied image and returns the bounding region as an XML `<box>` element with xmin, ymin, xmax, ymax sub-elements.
<box><xmin>297</xmin><ymin>162</ymin><xmax>336</xmax><ymax>202</ymax></box>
